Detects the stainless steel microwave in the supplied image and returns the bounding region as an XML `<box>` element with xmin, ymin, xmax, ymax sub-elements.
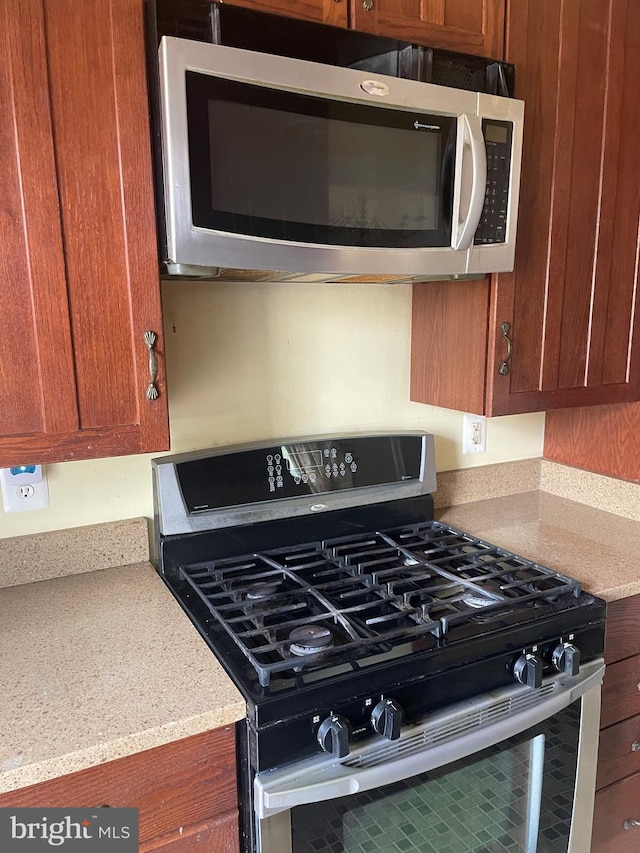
<box><xmin>157</xmin><ymin>37</ymin><xmax>524</xmax><ymax>283</ymax></box>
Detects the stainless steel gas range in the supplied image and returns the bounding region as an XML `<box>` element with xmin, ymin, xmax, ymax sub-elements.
<box><xmin>152</xmin><ymin>433</ymin><xmax>606</xmax><ymax>853</ymax></box>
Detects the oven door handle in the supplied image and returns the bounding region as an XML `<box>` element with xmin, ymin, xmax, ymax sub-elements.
<box><xmin>255</xmin><ymin>658</ymin><xmax>604</xmax><ymax>820</ymax></box>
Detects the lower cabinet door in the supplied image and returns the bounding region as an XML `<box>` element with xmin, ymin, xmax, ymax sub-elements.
<box><xmin>140</xmin><ymin>812</ymin><xmax>239</xmax><ymax>853</ymax></box>
<box><xmin>599</xmin><ymin>654</ymin><xmax>640</xmax><ymax>729</ymax></box>
<box><xmin>592</xmin><ymin>770</ymin><xmax>640</xmax><ymax>851</ymax></box>
<box><xmin>596</xmin><ymin>717</ymin><xmax>640</xmax><ymax>791</ymax></box>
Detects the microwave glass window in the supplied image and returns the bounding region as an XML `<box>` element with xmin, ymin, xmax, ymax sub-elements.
<box><xmin>186</xmin><ymin>73</ymin><xmax>456</xmax><ymax>248</ymax></box>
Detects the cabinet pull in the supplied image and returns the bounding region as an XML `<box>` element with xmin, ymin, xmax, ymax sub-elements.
<box><xmin>498</xmin><ymin>322</ymin><xmax>513</xmax><ymax>375</ymax></box>
<box><xmin>362</xmin><ymin>0</ymin><xmax>374</xmax><ymax>10</ymax></box>
<box><xmin>144</xmin><ymin>330</ymin><xmax>159</xmax><ymax>401</ymax></box>
<box><xmin>624</xmin><ymin>820</ymin><xmax>640</xmax><ymax>830</ymax></box>
<box><xmin>632</xmin><ymin>742</ymin><xmax>640</xmax><ymax>751</ymax></box>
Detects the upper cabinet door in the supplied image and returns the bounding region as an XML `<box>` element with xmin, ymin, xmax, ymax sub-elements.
<box><xmin>487</xmin><ymin>0</ymin><xmax>640</xmax><ymax>415</ymax></box>
<box><xmin>411</xmin><ymin>0</ymin><xmax>640</xmax><ymax>417</ymax></box>
<box><xmin>220</xmin><ymin>0</ymin><xmax>349</xmax><ymax>27</ymax></box>
<box><xmin>0</xmin><ymin>0</ymin><xmax>78</xmax><ymax>447</ymax></box>
<box><xmin>349</xmin><ymin>0</ymin><xmax>506</xmax><ymax>57</ymax></box>
<box><xmin>0</xmin><ymin>0</ymin><xmax>169</xmax><ymax>467</ymax></box>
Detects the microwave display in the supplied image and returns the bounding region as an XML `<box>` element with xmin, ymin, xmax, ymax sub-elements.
<box><xmin>185</xmin><ymin>73</ymin><xmax>456</xmax><ymax>249</ymax></box>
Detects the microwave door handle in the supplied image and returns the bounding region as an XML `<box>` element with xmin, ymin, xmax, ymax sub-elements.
<box><xmin>452</xmin><ymin>114</ymin><xmax>487</xmax><ymax>251</ymax></box>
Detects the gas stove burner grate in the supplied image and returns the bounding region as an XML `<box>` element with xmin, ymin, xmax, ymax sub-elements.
<box><xmin>178</xmin><ymin>522</ymin><xmax>583</xmax><ymax>687</ymax></box>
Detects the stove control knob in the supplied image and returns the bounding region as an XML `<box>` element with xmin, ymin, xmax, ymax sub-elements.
<box><xmin>371</xmin><ymin>698</ymin><xmax>404</xmax><ymax>741</ymax></box>
<box><xmin>513</xmin><ymin>653</ymin><xmax>543</xmax><ymax>688</ymax></box>
<box><xmin>317</xmin><ymin>714</ymin><xmax>350</xmax><ymax>758</ymax></box>
<box><xmin>552</xmin><ymin>643</ymin><xmax>581</xmax><ymax>676</ymax></box>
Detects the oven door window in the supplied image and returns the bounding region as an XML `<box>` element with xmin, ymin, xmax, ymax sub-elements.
<box><xmin>185</xmin><ymin>72</ymin><xmax>456</xmax><ymax>249</ymax></box>
<box><xmin>286</xmin><ymin>702</ymin><xmax>579</xmax><ymax>853</ymax></box>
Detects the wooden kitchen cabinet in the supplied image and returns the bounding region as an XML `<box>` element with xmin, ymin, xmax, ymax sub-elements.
<box><xmin>411</xmin><ymin>0</ymin><xmax>640</xmax><ymax>416</ymax></box>
<box><xmin>0</xmin><ymin>726</ymin><xmax>239</xmax><ymax>853</ymax></box>
<box><xmin>223</xmin><ymin>0</ymin><xmax>504</xmax><ymax>56</ymax></box>
<box><xmin>219</xmin><ymin>0</ymin><xmax>348</xmax><ymax>27</ymax></box>
<box><xmin>349</xmin><ymin>0</ymin><xmax>505</xmax><ymax>58</ymax></box>
<box><xmin>544</xmin><ymin>401</ymin><xmax>640</xmax><ymax>482</ymax></box>
<box><xmin>592</xmin><ymin>594</ymin><xmax>640</xmax><ymax>852</ymax></box>
<box><xmin>0</xmin><ymin>0</ymin><xmax>169</xmax><ymax>468</ymax></box>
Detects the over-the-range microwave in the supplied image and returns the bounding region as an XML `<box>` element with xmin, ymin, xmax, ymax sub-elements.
<box><xmin>157</xmin><ymin>36</ymin><xmax>524</xmax><ymax>284</ymax></box>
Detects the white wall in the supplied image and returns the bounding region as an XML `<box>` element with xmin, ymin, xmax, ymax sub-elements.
<box><xmin>0</xmin><ymin>281</ymin><xmax>544</xmax><ymax>539</ymax></box>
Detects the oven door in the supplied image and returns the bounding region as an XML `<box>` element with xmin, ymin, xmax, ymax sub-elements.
<box><xmin>254</xmin><ymin>658</ymin><xmax>604</xmax><ymax>853</ymax></box>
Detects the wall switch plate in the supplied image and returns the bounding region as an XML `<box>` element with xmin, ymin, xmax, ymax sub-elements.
<box><xmin>0</xmin><ymin>465</ymin><xmax>50</xmax><ymax>512</ymax></box>
<box><xmin>462</xmin><ymin>414</ymin><xmax>487</xmax><ymax>454</ymax></box>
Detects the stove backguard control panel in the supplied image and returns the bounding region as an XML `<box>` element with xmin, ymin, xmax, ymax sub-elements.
<box><xmin>153</xmin><ymin>433</ymin><xmax>436</xmax><ymax>537</ymax></box>
<box><xmin>176</xmin><ymin>435</ymin><xmax>423</xmax><ymax>513</ymax></box>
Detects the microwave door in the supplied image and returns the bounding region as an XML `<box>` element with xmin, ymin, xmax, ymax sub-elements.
<box><xmin>185</xmin><ymin>74</ymin><xmax>458</xmax><ymax>253</ymax></box>
<box><xmin>450</xmin><ymin>114</ymin><xmax>487</xmax><ymax>251</ymax></box>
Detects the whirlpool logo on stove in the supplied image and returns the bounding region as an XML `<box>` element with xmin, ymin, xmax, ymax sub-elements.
<box><xmin>0</xmin><ymin>809</ymin><xmax>138</xmax><ymax>851</ymax></box>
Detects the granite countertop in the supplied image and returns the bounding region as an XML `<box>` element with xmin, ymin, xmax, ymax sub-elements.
<box><xmin>2</xmin><ymin>475</ymin><xmax>640</xmax><ymax>797</ymax></box>
<box><xmin>0</xmin><ymin>533</ymin><xmax>244</xmax><ymax>795</ymax></box>
<box><xmin>437</xmin><ymin>490</ymin><xmax>640</xmax><ymax>601</ymax></box>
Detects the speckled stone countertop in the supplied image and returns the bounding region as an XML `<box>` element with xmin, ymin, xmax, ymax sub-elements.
<box><xmin>437</xmin><ymin>490</ymin><xmax>640</xmax><ymax>602</ymax></box>
<box><xmin>0</xmin><ymin>522</ymin><xmax>244</xmax><ymax>795</ymax></box>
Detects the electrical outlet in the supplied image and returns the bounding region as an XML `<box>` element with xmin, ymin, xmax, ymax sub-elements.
<box><xmin>462</xmin><ymin>414</ymin><xmax>487</xmax><ymax>455</ymax></box>
<box><xmin>0</xmin><ymin>465</ymin><xmax>49</xmax><ymax>512</ymax></box>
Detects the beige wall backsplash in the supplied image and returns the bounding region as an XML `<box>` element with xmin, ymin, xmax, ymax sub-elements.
<box><xmin>0</xmin><ymin>281</ymin><xmax>544</xmax><ymax>540</ymax></box>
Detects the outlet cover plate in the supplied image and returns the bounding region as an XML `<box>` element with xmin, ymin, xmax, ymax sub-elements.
<box><xmin>0</xmin><ymin>466</ymin><xmax>49</xmax><ymax>512</ymax></box>
<box><xmin>462</xmin><ymin>414</ymin><xmax>487</xmax><ymax>455</ymax></box>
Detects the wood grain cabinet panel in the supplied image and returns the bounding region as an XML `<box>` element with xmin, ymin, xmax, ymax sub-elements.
<box><xmin>140</xmin><ymin>813</ymin><xmax>239</xmax><ymax>853</ymax></box>
<box><xmin>411</xmin><ymin>0</ymin><xmax>640</xmax><ymax>416</ymax></box>
<box><xmin>600</xmin><ymin>655</ymin><xmax>640</xmax><ymax>730</ymax></box>
<box><xmin>596</xmin><ymin>716</ymin><xmax>640</xmax><ymax>792</ymax></box>
<box><xmin>223</xmin><ymin>0</ymin><xmax>504</xmax><ymax>56</ymax></box>
<box><xmin>219</xmin><ymin>0</ymin><xmax>348</xmax><ymax>26</ymax></box>
<box><xmin>349</xmin><ymin>0</ymin><xmax>505</xmax><ymax>57</ymax></box>
<box><xmin>604</xmin><ymin>596</ymin><xmax>640</xmax><ymax>666</ymax></box>
<box><xmin>0</xmin><ymin>0</ymin><xmax>169</xmax><ymax>467</ymax></box>
<box><xmin>0</xmin><ymin>727</ymin><xmax>239</xmax><ymax>853</ymax></box>
<box><xmin>594</xmin><ymin>595</ymin><xmax>640</xmax><ymax>851</ymax></box>
<box><xmin>592</xmin><ymin>771</ymin><xmax>640</xmax><ymax>852</ymax></box>
<box><xmin>544</xmin><ymin>401</ymin><xmax>640</xmax><ymax>482</ymax></box>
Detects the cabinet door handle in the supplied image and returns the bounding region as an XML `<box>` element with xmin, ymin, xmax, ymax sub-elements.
<box><xmin>144</xmin><ymin>330</ymin><xmax>160</xmax><ymax>400</ymax></box>
<box><xmin>498</xmin><ymin>322</ymin><xmax>513</xmax><ymax>375</ymax></box>
<box><xmin>362</xmin><ymin>0</ymin><xmax>374</xmax><ymax>10</ymax></box>
<box><xmin>624</xmin><ymin>820</ymin><xmax>640</xmax><ymax>830</ymax></box>
<box><xmin>632</xmin><ymin>742</ymin><xmax>640</xmax><ymax>751</ymax></box>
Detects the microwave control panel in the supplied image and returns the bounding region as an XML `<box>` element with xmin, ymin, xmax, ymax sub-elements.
<box><xmin>474</xmin><ymin>119</ymin><xmax>513</xmax><ymax>246</ymax></box>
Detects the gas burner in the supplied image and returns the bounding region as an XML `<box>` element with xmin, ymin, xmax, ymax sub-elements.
<box><xmin>461</xmin><ymin>591</ymin><xmax>495</xmax><ymax>609</ymax></box>
<box><xmin>288</xmin><ymin>624</ymin><xmax>334</xmax><ymax>657</ymax></box>
<box><xmin>245</xmin><ymin>581</ymin><xmax>282</xmax><ymax>600</ymax></box>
